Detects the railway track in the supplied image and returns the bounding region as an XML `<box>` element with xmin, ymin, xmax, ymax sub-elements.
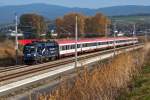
<box><xmin>0</xmin><ymin>43</ymin><xmax>142</xmax><ymax>73</ymax></box>
<box><xmin>0</xmin><ymin>65</ymin><xmax>29</xmax><ymax>73</ymax></box>
<box><xmin>0</xmin><ymin>44</ymin><xmax>144</xmax><ymax>83</ymax></box>
<box><xmin>0</xmin><ymin>60</ymin><xmax>74</xmax><ymax>82</ymax></box>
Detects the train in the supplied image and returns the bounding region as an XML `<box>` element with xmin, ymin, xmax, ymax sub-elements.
<box><xmin>23</xmin><ymin>37</ymin><xmax>138</xmax><ymax>64</ymax></box>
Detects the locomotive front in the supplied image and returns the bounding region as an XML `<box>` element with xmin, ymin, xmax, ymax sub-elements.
<box><xmin>23</xmin><ymin>43</ymin><xmax>38</xmax><ymax>64</ymax></box>
<box><xmin>23</xmin><ymin>41</ymin><xmax>59</xmax><ymax>64</ymax></box>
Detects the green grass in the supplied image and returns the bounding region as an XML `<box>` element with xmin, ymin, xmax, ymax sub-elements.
<box><xmin>118</xmin><ymin>64</ymin><xmax>150</xmax><ymax>100</ymax></box>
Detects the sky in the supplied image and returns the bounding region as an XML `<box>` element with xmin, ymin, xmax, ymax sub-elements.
<box><xmin>0</xmin><ymin>0</ymin><xmax>150</xmax><ymax>8</ymax></box>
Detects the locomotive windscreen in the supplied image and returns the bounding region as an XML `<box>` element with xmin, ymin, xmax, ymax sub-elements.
<box><xmin>23</xmin><ymin>45</ymin><xmax>36</xmax><ymax>54</ymax></box>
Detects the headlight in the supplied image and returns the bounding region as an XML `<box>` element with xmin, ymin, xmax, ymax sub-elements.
<box><xmin>34</xmin><ymin>54</ymin><xmax>36</xmax><ymax>56</ymax></box>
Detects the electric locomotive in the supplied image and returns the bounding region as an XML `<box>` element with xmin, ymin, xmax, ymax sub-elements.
<box><xmin>23</xmin><ymin>40</ymin><xmax>59</xmax><ymax>64</ymax></box>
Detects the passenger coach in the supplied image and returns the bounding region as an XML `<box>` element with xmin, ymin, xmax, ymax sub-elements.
<box><xmin>56</xmin><ymin>37</ymin><xmax>138</xmax><ymax>56</ymax></box>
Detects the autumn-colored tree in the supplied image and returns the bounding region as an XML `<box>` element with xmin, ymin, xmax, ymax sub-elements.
<box><xmin>85</xmin><ymin>13</ymin><xmax>111</xmax><ymax>37</ymax></box>
<box><xmin>55</xmin><ymin>12</ymin><xmax>110</xmax><ymax>38</ymax></box>
<box><xmin>20</xmin><ymin>13</ymin><xmax>47</xmax><ymax>36</ymax></box>
<box><xmin>55</xmin><ymin>13</ymin><xmax>85</xmax><ymax>38</ymax></box>
<box><xmin>55</xmin><ymin>17</ymin><xmax>64</xmax><ymax>34</ymax></box>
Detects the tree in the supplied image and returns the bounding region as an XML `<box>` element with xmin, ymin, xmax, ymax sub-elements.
<box><xmin>55</xmin><ymin>17</ymin><xmax>64</xmax><ymax>35</ymax></box>
<box><xmin>85</xmin><ymin>13</ymin><xmax>111</xmax><ymax>37</ymax></box>
<box><xmin>20</xmin><ymin>13</ymin><xmax>47</xmax><ymax>38</ymax></box>
<box><xmin>55</xmin><ymin>12</ymin><xmax>111</xmax><ymax>38</ymax></box>
<box><xmin>55</xmin><ymin>13</ymin><xmax>85</xmax><ymax>38</ymax></box>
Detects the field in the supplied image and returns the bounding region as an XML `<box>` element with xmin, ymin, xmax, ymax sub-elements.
<box><xmin>112</xmin><ymin>15</ymin><xmax>150</xmax><ymax>23</ymax></box>
<box><xmin>0</xmin><ymin>40</ymin><xmax>22</xmax><ymax>66</ymax></box>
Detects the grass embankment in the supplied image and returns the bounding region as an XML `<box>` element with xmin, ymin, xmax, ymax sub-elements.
<box><xmin>0</xmin><ymin>40</ymin><xmax>22</xmax><ymax>66</ymax></box>
<box><xmin>118</xmin><ymin>65</ymin><xmax>150</xmax><ymax>100</ymax></box>
<box><xmin>38</xmin><ymin>45</ymin><xmax>148</xmax><ymax>100</ymax></box>
<box><xmin>118</xmin><ymin>46</ymin><xmax>150</xmax><ymax>100</ymax></box>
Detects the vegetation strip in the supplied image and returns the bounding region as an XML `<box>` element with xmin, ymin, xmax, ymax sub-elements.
<box><xmin>118</xmin><ymin>46</ymin><xmax>150</xmax><ymax>100</ymax></box>
<box><xmin>38</xmin><ymin>44</ymin><xmax>149</xmax><ymax>100</ymax></box>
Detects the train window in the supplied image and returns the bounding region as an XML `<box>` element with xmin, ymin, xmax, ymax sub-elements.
<box><xmin>85</xmin><ymin>44</ymin><xmax>87</xmax><ymax>47</ymax></box>
<box><xmin>103</xmin><ymin>42</ymin><xmax>106</xmax><ymax>45</ymax></box>
<box><xmin>70</xmin><ymin>45</ymin><xmax>73</xmax><ymax>49</ymax></box>
<box><xmin>82</xmin><ymin>44</ymin><xmax>84</xmax><ymax>47</ymax></box>
<box><xmin>89</xmin><ymin>43</ymin><xmax>91</xmax><ymax>47</ymax></box>
<box><xmin>77</xmin><ymin>44</ymin><xmax>80</xmax><ymax>48</ymax></box>
<box><xmin>61</xmin><ymin>46</ymin><xmax>64</xmax><ymax>50</ymax></box>
<box><xmin>116</xmin><ymin>40</ymin><xmax>120</xmax><ymax>43</ymax></box>
<box><xmin>63</xmin><ymin>46</ymin><xmax>65</xmax><ymax>50</ymax></box>
<box><xmin>62</xmin><ymin>46</ymin><xmax>66</xmax><ymax>50</ymax></box>
<box><xmin>89</xmin><ymin>43</ymin><xmax>91</xmax><ymax>46</ymax></box>
<box><xmin>110</xmin><ymin>41</ymin><xmax>113</xmax><ymax>44</ymax></box>
<box><xmin>62</xmin><ymin>46</ymin><xmax>64</xmax><ymax>50</ymax></box>
<box><xmin>59</xmin><ymin>46</ymin><xmax>62</xmax><ymax>51</ymax></box>
<box><xmin>93</xmin><ymin>42</ymin><xmax>97</xmax><ymax>46</ymax></box>
<box><xmin>102</xmin><ymin>42</ymin><xmax>106</xmax><ymax>45</ymax></box>
<box><xmin>83</xmin><ymin>43</ymin><xmax>87</xmax><ymax>47</ymax></box>
<box><xmin>86</xmin><ymin>43</ymin><xmax>88</xmax><ymax>47</ymax></box>
<box><xmin>102</xmin><ymin>42</ymin><xmax>105</xmax><ymax>45</ymax></box>
<box><xmin>73</xmin><ymin>45</ymin><xmax>75</xmax><ymax>49</ymax></box>
<box><xmin>70</xmin><ymin>45</ymin><xmax>72</xmax><ymax>49</ymax></box>
<box><xmin>69</xmin><ymin>45</ymin><xmax>71</xmax><ymax>49</ymax></box>
<box><xmin>88</xmin><ymin>43</ymin><xmax>90</xmax><ymax>47</ymax></box>
<box><xmin>67</xmin><ymin>45</ymin><xmax>69</xmax><ymax>50</ymax></box>
<box><xmin>66</xmin><ymin>45</ymin><xmax>68</xmax><ymax>50</ymax></box>
<box><xmin>98</xmin><ymin>42</ymin><xmax>102</xmax><ymax>45</ymax></box>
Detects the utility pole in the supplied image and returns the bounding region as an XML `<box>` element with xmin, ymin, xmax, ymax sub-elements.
<box><xmin>133</xmin><ymin>24</ymin><xmax>136</xmax><ymax>46</ymax></box>
<box><xmin>105</xmin><ymin>24</ymin><xmax>108</xmax><ymax>37</ymax></box>
<box><xmin>75</xmin><ymin>16</ymin><xmax>78</xmax><ymax>68</ymax></box>
<box><xmin>145</xmin><ymin>31</ymin><xmax>147</xmax><ymax>43</ymax></box>
<box><xmin>15</xmin><ymin>14</ymin><xmax>18</xmax><ymax>65</ymax></box>
<box><xmin>113</xmin><ymin>23</ymin><xmax>117</xmax><ymax>56</ymax></box>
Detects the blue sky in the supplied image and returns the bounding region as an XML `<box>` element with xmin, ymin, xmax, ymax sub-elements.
<box><xmin>0</xmin><ymin>0</ymin><xmax>150</xmax><ymax>8</ymax></box>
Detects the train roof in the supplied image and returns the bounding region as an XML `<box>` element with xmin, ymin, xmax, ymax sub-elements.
<box><xmin>55</xmin><ymin>37</ymin><xmax>136</xmax><ymax>45</ymax></box>
<box><xmin>19</xmin><ymin>37</ymin><xmax>137</xmax><ymax>46</ymax></box>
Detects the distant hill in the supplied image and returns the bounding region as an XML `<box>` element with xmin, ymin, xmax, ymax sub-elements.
<box><xmin>0</xmin><ymin>4</ymin><xmax>150</xmax><ymax>24</ymax></box>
